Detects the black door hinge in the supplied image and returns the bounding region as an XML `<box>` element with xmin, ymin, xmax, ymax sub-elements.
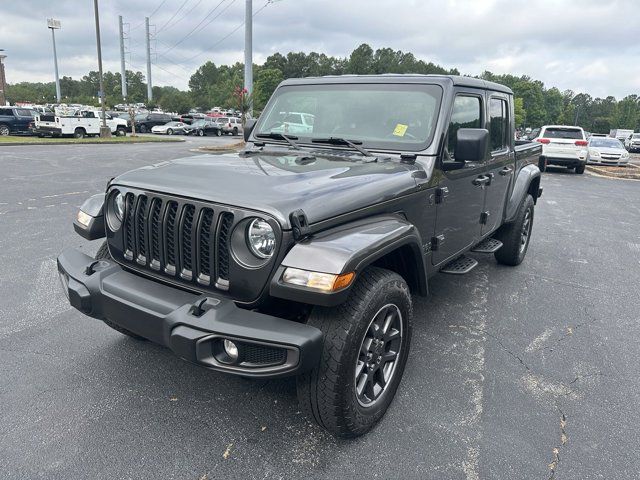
<box><xmin>431</xmin><ymin>234</ymin><xmax>445</xmax><ymax>251</ymax></box>
<box><xmin>435</xmin><ymin>187</ymin><xmax>449</xmax><ymax>204</ymax></box>
<box><xmin>480</xmin><ymin>211</ymin><xmax>490</xmax><ymax>225</ymax></box>
<box><xmin>290</xmin><ymin>209</ymin><xmax>311</xmax><ymax>241</ymax></box>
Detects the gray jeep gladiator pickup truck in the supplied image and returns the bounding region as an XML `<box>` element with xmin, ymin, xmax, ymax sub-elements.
<box><xmin>58</xmin><ymin>75</ymin><xmax>542</xmax><ymax>437</ymax></box>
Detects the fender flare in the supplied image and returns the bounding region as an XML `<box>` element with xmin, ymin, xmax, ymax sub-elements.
<box><xmin>73</xmin><ymin>193</ymin><xmax>106</xmax><ymax>240</ymax></box>
<box><xmin>504</xmin><ymin>164</ymin><xmax>541</xmax><ymax>223</ymax></box>
<box><xmin>270</xmin><ymin>215</ymin><xmax>427</xmax><ymax>307</ymax></box>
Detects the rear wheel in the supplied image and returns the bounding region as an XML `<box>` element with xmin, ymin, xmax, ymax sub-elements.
<box><xmin>215</xmin><ymin>129</ymin><xmax>222</xmax><ymax>137</ymax></box>
<box><xmin>95</xmin><ymin>241</ymin><xmax>147</xmax><ymax>341</ymax></box>
<box><xmin>139</xmin><ymin>124</ymin><xmax>147</xmax><ymax>133</ymax></box>
<box><xmin>167</xmin><ymin>128</ymin><xmax>173</xmax><ymax>135</ymax></box>
<box><xmin>575</xmin><ymin>164</ymin><xmax>585</xmax><ymax>174</ymax></box>
<box><xmin>74</xmin><ymin>128</ymin><xmax>85</xmax><ymax>139</ymax></box>
<box><xmin>296</xmin><ymin>267</ymin><xmax>412</xmax><ymax>437</ymax></box>
<box><xmin>233</xmin><ymin>127</ymin><xmax>238</xmax><ymax>136</ymax></box>
<box><xmin>0</xmin><ymin>124</ymin><xmax>9</xmax><ymax>136</ymax></box>
<box><xmin>494</xmin><ymin>194</ymin><xmax>534</xmax><ymax>266</ymax></box>
<box><xmin>116</xmin><ymin>127</ymin><xmax>127</xmax><ymax>137</ymax></box>
<box><xmin>198</xmin><ymin>129</ymin><xmax>204</xmax><ymax>137</ymax></box>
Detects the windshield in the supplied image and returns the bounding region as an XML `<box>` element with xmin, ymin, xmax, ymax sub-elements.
<box><xmin>632</xmin><ymin>134</ymin><xmax>640</xmax><ymax>139</ymax></box>
<box><xmin>589</xmin><ymin>138</ymin><xmax>624</xmax><ymax>149</ymax></box>
<box><xmin>543</xmin><ymin>127</ymin><xmax>583</xmax><ymax>139</ymax></box>
<box><xmin>255</xmin><ymin>83</ymin><xmax>443</xmax><ymax>151</ymax></box>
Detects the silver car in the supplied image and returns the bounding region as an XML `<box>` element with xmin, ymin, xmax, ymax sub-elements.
<box><xmin>213</xmin><ymin>116</ymin><xmax>243</xmax><ymax>135</ymax></box>
<box><xmin>586</xmin><ymin>137</ymin><xmax>630</xmax><ymax>166</ymax></box>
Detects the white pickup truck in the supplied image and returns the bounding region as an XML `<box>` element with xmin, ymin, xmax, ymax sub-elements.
<box><xmin>35</xmin><ymin>110</ymin><xmax>128</xmax><ymax>138</ymax></box>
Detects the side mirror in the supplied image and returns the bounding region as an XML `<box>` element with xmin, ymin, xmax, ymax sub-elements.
<box><xmin>244</xmin><ymin>118</ymin><xmax>257</xmax><ymax>142</ymax></box>
<box><xmin>455</xmin><ymin>128</ymin><xmax>489</xmax><ymax>162</ymax></box>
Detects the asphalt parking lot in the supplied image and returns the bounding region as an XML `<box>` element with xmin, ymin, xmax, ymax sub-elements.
<box><xmin>1</xmin><ymin>142</ymin><xmax>639</xmax><ymax>480</ymax></box>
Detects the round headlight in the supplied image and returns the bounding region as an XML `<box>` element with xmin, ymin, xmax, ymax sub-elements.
<box><xmin>246</xmin><ymin>218</ymin><xmax>276</xmax><ymax>259</ymax></box>
<box><xmin>106</xmin><ymin>191</ymin><xmax>125</xmax><ymax>231</ymax></box>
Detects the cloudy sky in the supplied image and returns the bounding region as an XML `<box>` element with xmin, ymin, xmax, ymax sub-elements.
<box><xmin>1</xmin><ymin>0</ymin><xmax>639</xmax><ymax>99</ymax></box>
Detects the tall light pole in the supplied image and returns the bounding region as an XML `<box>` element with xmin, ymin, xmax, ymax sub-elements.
<box><xmin>47</xmin><ymin>19</ymin><xmax>62</xmax><ymax>103</ymax></box>
<box><xmin>244</xmin><ymin>0</ymin><xmax>253</xmax><ymax>116</ymax></box>
<box><xmin>0</xmin><ymin>50</ymin><xmax>7</xmax><ymax>106</ymax></box>
<box><xmin>145</xmin><ymin>17</ymin><xmax>152</xmax><ymax>103</ymax></box>
<box><xmin>118</xmin><ymin>15</ymin><xmax>127</xmax><ymax>101</ymax></box>
<box><xmin>93</xmin><ymin>0</ymin><xmax>110</xmax><ymax>137</ymax></box>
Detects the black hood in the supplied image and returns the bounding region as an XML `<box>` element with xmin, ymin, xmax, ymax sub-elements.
<box><xmin>111</xmin><ymin>151</ymin><xmax>422</xmax><ymax>229</ymax></box>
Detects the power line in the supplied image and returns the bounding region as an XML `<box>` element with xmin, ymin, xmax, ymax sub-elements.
<box><xmin>157</xmin><ymin>0</ymin><xmax>190</xmax><ymax>34</ymax></box>
<box><xmin>157</xmin><ymin>0</ymin><xmax>203</xmax><ymax>33</ymax></box>
<box><xmin>159</xmin><ymin>0</ymin><xmax>229</xmax><ymax>55</ymax></box>
<box><xmin>172</xmin><ymin>0</ymin><xmax>271</xmax><ymax>66</ymax></box>
<box><xmin>131</xmin><ymin>0</ymin><xmax>168</xmax><ymax>30</ymax></box>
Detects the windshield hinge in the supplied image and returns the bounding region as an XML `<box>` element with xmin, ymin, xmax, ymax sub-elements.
<box><xmin>400</xmin><ymin>153</ymin><xmax>417</xmax><ymax>164</ymax></box>
<box><xmin>290</xmin><ymin>209</ymin><xmax>311</xmax><ymax>241</ymax></box>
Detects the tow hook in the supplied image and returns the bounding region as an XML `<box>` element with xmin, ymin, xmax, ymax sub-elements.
<box><xmin>189</xmin><ymin>297</ymin><xmax>221</xmax><ymax>317</ymax></box>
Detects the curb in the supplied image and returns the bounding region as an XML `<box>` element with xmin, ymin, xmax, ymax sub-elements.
<box><xmin>0</xmin><ymin>137</ymin><xmax>185</xmax><ymax>146</ymax></box>
<box><xmin>586</xmin><ymin>165</ymin><xmax>640</xmax><ymax>181</ymax></box>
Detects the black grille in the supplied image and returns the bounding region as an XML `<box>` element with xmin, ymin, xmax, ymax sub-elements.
<box><xmin>240</xmin><ymin>343</ymin><xmax>287</xmax><ymax>366</ymax></box>
<box><xmin>217</xmin><ymin>212</ymin><xmax>234</xmax><ymax>281</ymax></box>
<box><xmin>119</xmin><ymin>192</ymin><xmax>238</xmax><ymax>291</ymax></box>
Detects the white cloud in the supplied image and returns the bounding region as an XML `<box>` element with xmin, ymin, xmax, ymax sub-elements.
<box><xmin>1</xmin><ymin>0</ymin><xmax>639</xmax><ymax>98</ymax></box>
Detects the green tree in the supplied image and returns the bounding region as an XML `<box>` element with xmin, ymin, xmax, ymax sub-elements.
<box><xmin>254</xmin><ymin>68</ymin><xmax>284</xmax><ymax>110</ymax></box>
<box><xmin>514</xmin><ymin>97</ymin><xmax>526</xmax><ymax>127</ymax></box>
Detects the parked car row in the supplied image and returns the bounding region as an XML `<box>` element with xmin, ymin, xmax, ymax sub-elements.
<box><xmin>148</xmin><ymin>116</ymin><xmax>244</xmax><ymax>137</ymax></box>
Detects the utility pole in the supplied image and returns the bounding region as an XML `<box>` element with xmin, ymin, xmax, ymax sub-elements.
<box><xmin>118</xmin><ymin>15</ymin><xmax>127</xmax><ymax>101</ymax></box>
<box><xmin>145</xmin><ymin>16</ymin><xmax>152</xmax><ymax>103</ymax></box>
<box><xmin>0</xmin><ymin>50</ymin><xmax>7</xmax><ymax>106</ymax></box>
<box><xmin>244</xmin><ymin>0</ymin><xmax>253</xmax><ymax>116</ymax></box>
<box><xmin>47</xmin><ymin>19</ymin><xmax>62</xmax><ymax>103</ymax></box>
<box><xmin>93</xmin><ymin>0</ymin><xmax>110</xmax><ymax>137</ymax></box>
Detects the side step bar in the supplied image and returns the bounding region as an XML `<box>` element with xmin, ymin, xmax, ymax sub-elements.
<box><xmin>471</xmin><ymin>238</ymin><xmax>503</xmax><ymax>254</ymax></box>
<box><xmin>440</xmin><ymin>255</ymin><xmax>478</xmax><ymax>275</ymax></box>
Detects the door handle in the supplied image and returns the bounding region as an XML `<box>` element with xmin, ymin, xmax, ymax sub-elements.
<box><xmin>472</xmin><ymin>175</ymin><xmax>489</xmax><ymax>186</ymax></box>
<box><xmin>499</xmin><ymin>166</ymin><xmax>513</xmax><ymax>176</ymax></box>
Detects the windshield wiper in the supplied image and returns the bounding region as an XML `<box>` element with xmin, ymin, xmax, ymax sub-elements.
<box><xmin>255</xmin><ymin>132</ymin><xmax>301</xmax><ymax>150</ymax></box>
<box><xmin>311</xmin><ymin>137</ymin><xmax>373</xmax><ymax>157</ymax></box>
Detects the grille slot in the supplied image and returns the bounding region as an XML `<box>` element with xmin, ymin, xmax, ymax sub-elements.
<box><xmin>124</xmin><ymin>193</ymin><xmax>135</xmax><ymax>260</ymax></box>
<box><xmin>135</xmin><ymin>195</ymin><xmax>148</xmax><ymax>264</ymax></box>
<box><xmin>164</xmin><ymin>201</ymin><xmax>178</xmax><ymax>274</ymax></box>
<box><xmin>180</xmin><ymin>205</ymin><xmax>196</xmax><ymax>279</ymax></box>
<box><xmin>197</xmin><ymin>208</ymin><xmax>215</xmax><ymax>284</ymax></box>
<box><xmin>114</xmin><ymin>191</ymin><xmax>244</xmax><ymax>294</ymax></box>
<box><xmin>217</xmin><ymin>212</ymin><xmax>234</xmax><ymax>283</ymax></box>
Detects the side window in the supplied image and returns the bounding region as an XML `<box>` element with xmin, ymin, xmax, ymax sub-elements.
<box><xmin>0</xmin><ymin>108</ymin><xmax>10</xmax><ymax>115</ymax></box>
<box><xmin>489</xmin><ymin>98</ymin><xmax>508</xmax><ymax>151</ymax></box>
<box><xmin>447</xmin><ymin>95</ymin><xmax>482</xmax><ymax>160</ymax></box>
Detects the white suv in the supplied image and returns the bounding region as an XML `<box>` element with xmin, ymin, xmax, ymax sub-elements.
<box><xmin>533</xmin><ymin>125</ymin><xmax>588</xmax><ymax>174</ymax></box>
<box><xmin>214</xmin><ymin>117</ymin><xmax>243</xmax><ymax>135</ymax></box>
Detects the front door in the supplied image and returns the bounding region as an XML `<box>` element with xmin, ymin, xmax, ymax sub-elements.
<box><xmin>432</xmin><ymin>91</ymin><xmax>487</xmax><ymax>265</ymax></box>
<box><xmin>482</xmin><ymin>94</ymin><xmax>514</xmax><ymax>234</ymax></box>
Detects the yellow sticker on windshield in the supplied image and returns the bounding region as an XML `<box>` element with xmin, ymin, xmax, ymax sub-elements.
<box><xmin>393</xmin><ymin>123</ymin><xmax>408</xmax><ymax>137</ymax></box>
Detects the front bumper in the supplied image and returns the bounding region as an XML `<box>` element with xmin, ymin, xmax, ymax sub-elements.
<box><xmin>57</xmin><ymin>248</ymin><xmax>323</xmax><ymax>378</ymax></box>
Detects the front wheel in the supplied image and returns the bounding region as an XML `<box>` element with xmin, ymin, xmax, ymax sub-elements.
<box><xmin>215</xmin><ymin>129</ymin><xmax>222</xmax><ymax>137</ymax></box>
<box><xmin>494</xmin><ymin>194</ymin><xmax>535</xmax><ymax>266</ymax></box>
<box><xmin>198</xmin><ymin>129</ymin><xmax>204</xmax><ymax>137</ymax></box>
<box><xmin>0</xmin><ymin>124</ymin><xmax>10</xmax><ymax>136</ymax></box>
<box><xmin>116</xmin><ymin>127</ymin><xmax>126</xmax><ymax>137</ymax></box>
<box><xmin>138</xmin><ymin>124</ymin><xmax>147</xmax><ymax>133</ymax></box>
<box><xmin>296</xmin><ymin>267</ymin><xmax>412</xmax><ymax>437</ymax></box>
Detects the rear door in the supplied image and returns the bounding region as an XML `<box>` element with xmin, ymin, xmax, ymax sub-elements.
<box><xmin>482</xmin><ymin>94</ymin><xmax>514</xmax><ymax>234</ymax></box>
<box><xmin>432</xmin><ymin>90</ymin><xmax>487</xmax><ymax>265</ymax></box>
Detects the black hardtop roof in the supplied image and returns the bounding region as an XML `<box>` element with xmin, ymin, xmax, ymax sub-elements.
<box><xmin>280</xmin><ymin>74</ymin><xmax>513</xmax><ymax>94</ymax></box>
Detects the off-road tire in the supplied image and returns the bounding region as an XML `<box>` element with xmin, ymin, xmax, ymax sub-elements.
<box><xmin>494</xmin><ymin>194</ymin><xmax>535</xmax><ymax>266</ymax></box>
<box><xmin>296</xmin><ymin>267</ymin><xmax>413</xmax><ymax>437</ymax></box>
<box><xmin>575</xmin><ymin>164</ymin><xmax>585</xmax><ymax>174</ymax></box>
<box><xmin>95</xmin><ymin>241</ymin><xmax>147</xmax><ymax>341</ymax></box>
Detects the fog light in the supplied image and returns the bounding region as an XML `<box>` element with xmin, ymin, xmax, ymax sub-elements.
<box><xmin>58</xmin><ymin>271</ymin><xmax>70</xmax><ymax>300</ymax></box>
<box><xmin>223</xmin><ymin>339</ymin><xmax>239</xmax><ymax>362</ymax></box>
